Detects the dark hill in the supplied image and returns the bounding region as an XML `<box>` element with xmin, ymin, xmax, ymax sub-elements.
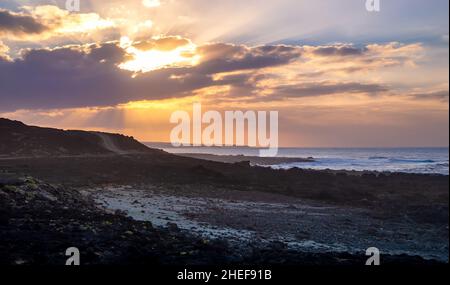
<box><xmin>0</xmin><ymin>118</ymin><xmax>153</xmax><ymax>156</ymax></box>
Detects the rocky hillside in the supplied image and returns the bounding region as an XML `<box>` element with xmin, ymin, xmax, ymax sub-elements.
<box><xmin>0</xmin><ymin>118</ymin><xmax>152</xmax><ymax>157</ymax></box>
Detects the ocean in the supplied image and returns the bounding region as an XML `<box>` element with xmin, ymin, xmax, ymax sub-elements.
<box><xmin>147</xmin><ymin>144</ymin><xmax>449</xmax><ymax>175</ymax></box>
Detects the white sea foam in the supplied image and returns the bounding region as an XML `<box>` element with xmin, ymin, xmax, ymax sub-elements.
<box><xmin>149</xmin><ymin>145</ymin><xmax>449</xmax><ymax>175</ymax></box>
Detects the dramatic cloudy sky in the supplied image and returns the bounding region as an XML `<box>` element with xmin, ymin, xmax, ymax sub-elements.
<box><xmin>0</xmin><ymin>0</ymin><xmax>448</xmax><ymax>147</ymax></box>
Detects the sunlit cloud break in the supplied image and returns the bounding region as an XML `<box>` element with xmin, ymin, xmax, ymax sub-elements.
<box><xmin>119</xmin><ymin>36</ymin><xmax>200</xmax><ymax>72</ymax></box>
<box><xmin>142</xmin><ymin>0</ymin><xmax>161</xmax><ymax>8</ymax></box>
<box><xmin>0</xmin><ymin>0</ymin><xmax>447</xmax><ymax>147</ymax></box>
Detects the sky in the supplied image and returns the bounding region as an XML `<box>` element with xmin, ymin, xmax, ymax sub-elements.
<box><xmin>0</xmin><ymin>0</ymin><xmax>448</xmax><ymax>147</ymax></box>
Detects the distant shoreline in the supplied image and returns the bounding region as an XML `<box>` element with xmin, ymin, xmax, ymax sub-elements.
<box><xmin>175</xmin><ymin>153</ymin><xmax>315</xmax><ymax>165</ymax></box>
<box><xmin>151</xmin><ymin>145</ymin><xmax>449</xmax><ymax>175</ymax></box>
<box><xmin>143</xmin><ymin>142</ymin><xmax>449</xmax><ymax>150</ymax></box>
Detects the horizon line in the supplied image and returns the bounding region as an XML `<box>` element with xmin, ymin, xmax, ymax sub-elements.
<box><xmin>142</xmin><ymin>142</ymin><xmax>450</xmax><ymax>149</ymax></box>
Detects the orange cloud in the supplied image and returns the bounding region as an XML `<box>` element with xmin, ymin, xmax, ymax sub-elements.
<box><xmin>0</xmin><ymin>40</ymin><xmax>10</xmax><ymax>60</ymax></box>
<box><xmin>0</xmin><ymin>8</ymin><xmax>48</xmax><ymax>38</ymax></box>
<box><xmin>0</xmin><ymin>5</ymin><xmax>115</xmax><ymax>41</ymax></box>
<box><xmin>133</xmin><ymin>36</ymin><xmax>191</xmax><ymax>51</ymax></box>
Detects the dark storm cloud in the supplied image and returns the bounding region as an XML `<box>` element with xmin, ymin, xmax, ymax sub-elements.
<box><xmin>0</xmin><ymin>44</ymin><xmax>217</xmax><ymax>111</ymax></box>
<box><xmin>3</xmin><ymin>38</ymin><xmax>409</xmax><ymax>112</ymax></box>
<box><xmin>87</xmin><ymin>42</ymin><xmax>131</xmax><ymax>64</ymax></box>
<box><xmin>0</xmin><ymin>9</ymin><xmax>48</xmax><ymax>36</ymax></box>
<box><xmin>0</xmin><ymin>41</ymin><xmax>306</xmax><ymax>111</ymax></box>
<box><xmin>410</xmin><ymin>90</ymin><xmax>449</xmax><ymax>102</ymax></box>
<box><xmin>312</xmin><ymin>46</ymin><xmax>366</xmax><ymax>57</ymax></box>
<box><xmin>196</xmin><ymin>43</ymin><xmax>301</xmax><ymax>74</ymax></box>
<box><xmin>272</xmin><ymin>82</ymin><xmax>388</xmax><ymax>98</ymax></box>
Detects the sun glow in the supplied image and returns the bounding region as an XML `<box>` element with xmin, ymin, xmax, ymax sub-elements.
<box><xmin>120</xmin><ymin>96</ymin><xmax>200</xmax><ymax>110</ymax></box>
<box><xmin>142</xmin><ymin>0</ymin><xmax>161</xmax><ymax>8</ymax></box>
<box><xmin>119</xmin><ymin>37</ymin><xmax>200</xmax><ymax>73</ymax></box>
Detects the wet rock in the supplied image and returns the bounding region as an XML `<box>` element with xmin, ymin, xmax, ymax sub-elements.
<box><xmin>234</xmin><ymin>161</ymin><xmax>251</xmax><ymax>167</ymax></box>
<box><xmin>0</xmin><ymin>173</ymin><xmax>446</xmax><ymax>266</ymax></box>
<box><xmin>0</xmin><ymin>176</ymin><xmax>27</xmax><ymax>186</ymax></box>
<box><xmin>166</xmin><ymin>222</ymin><xmax>180</xmax><ymax>232</ymax></box>
<box><xmin>295</xmin><ymin>231</ymin><xmax>311</xmax><ymax>240</ymax></box>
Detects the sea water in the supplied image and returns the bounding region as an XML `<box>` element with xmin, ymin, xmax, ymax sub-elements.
<box><xmin>149</xmin><ymin>144</ymin><xmax>449</xmax><ymax>175</ymax></box>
